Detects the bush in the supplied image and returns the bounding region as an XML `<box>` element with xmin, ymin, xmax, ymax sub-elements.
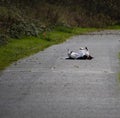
<box><xmin>55</xmin><ymin>26</ymin><xmax>72</xmax><ymax>33</ymax></box>
<box><xmin>25</xmin><ymin>23</ymin><xmax>39</xmax><ymax>37</ymax></box>
<box><xmin>8</xmin><ymin>21</ymin><xmax>39</xmax><ymax>38</ymax></box>
<box><xmin>74</xmin><ymin>13</ymin><xmax>113</xmax><ymax>28</ymax></box>
<box><xmin>0</xmin><ymin>34</ymin><xmax>8</xmax><ymax>46</ymax></box>
<box><xmin>54</xmin><ymin>25</ymin><xmax>73</xmax><ymax>33</ymax></box>
<box><xmin>0</xmin><ymin>6</ymin><xmax>39</xmax><ymax>39</ymax></box>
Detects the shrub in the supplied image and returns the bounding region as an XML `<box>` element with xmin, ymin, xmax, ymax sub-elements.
<box><xmin>25</xmin><ymin>23</ymin><xmax>39</xmax><ymax>37</ymax></box>
<box><xmin>0</xmin><ymin>34</ymin><xmax>8</xmax><ymax>46</ymax></box>
<box><xmin>8</xmin><ymin>21</ymin><xmax>39</xmax><ymax>39</ymax></box>
<box><xmin>54</xmin><ymin>25</ymin><xmax>73</xmax><ymax>33</ymax></box>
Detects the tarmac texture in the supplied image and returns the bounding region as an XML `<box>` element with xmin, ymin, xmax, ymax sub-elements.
<box><xmin>0</xmin><ymin>30</ymin><xmax>120</xmax><ymax>118</ymax></box>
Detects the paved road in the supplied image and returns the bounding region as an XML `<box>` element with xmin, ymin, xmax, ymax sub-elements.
<box><xmin>0</xmin><ymin>30</ymin><xmax>120</xmax><ymax>118</ymax></box>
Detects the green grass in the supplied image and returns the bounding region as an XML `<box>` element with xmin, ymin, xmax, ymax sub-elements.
<box><xmin>72</xmin><ymin>27</ymin><xmax>100</xmax><ymax>34</ymax></box>
<box><xmin>0</xmin><ymin>37</ymin><xmax>52</xmax><ymax>70</ymax></box>
<box><xmin>0</xmin><ymin>27</ymin><xmax>99</xmax><ymax>70</ymax></box>
<box><xmin>106</xmin><ymin>25</ymin><xmax>120</xmax><ymax>30</ymax></box>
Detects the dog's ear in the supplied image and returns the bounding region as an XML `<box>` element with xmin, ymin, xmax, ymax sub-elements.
<box><xmin>85</xmin><ymin>47</ymin><xmax>88</xmax><ymax>51</ymax></box>
<box><xmin>88</xmin><ymin>56</ymin><xmax>93</xmax><ymax>60</ymax></box>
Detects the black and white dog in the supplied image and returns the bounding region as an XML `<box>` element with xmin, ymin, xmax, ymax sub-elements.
<box><xmin>67</xmin><ymin>47</ymin><xmax>93</xmax><ymax>60</ymax></box>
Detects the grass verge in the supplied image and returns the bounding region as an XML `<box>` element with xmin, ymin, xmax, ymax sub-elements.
<box><xmin>0</xmin><ymin>27</ymin><xmax>102</xmax><ymax>70</ymax></box>
<box><xmin>106</xmin><ymin>25</ymin><xmax>120</xmax><ymax>30</ymax></box>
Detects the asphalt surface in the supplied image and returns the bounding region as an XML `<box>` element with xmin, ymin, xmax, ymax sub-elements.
<box><xmin>0</xmin><ymin>30</ymin><xmax>120</xmax><ymax>118</ymax></box>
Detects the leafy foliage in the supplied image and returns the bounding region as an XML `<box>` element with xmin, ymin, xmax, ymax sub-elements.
<box><xmin>0</xmin><ymin>0</ymin><xmax>120</xmax><ymax>44</ymax></box>
<box><xmin>8</xmin><ymin>21</ymin><xmax>39</xmax><ymax>38</ymax></box>
<box><xmin>0</xmin><ymin>34</ymin><xmax>8</xmax><ymax>45</ymax></box>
